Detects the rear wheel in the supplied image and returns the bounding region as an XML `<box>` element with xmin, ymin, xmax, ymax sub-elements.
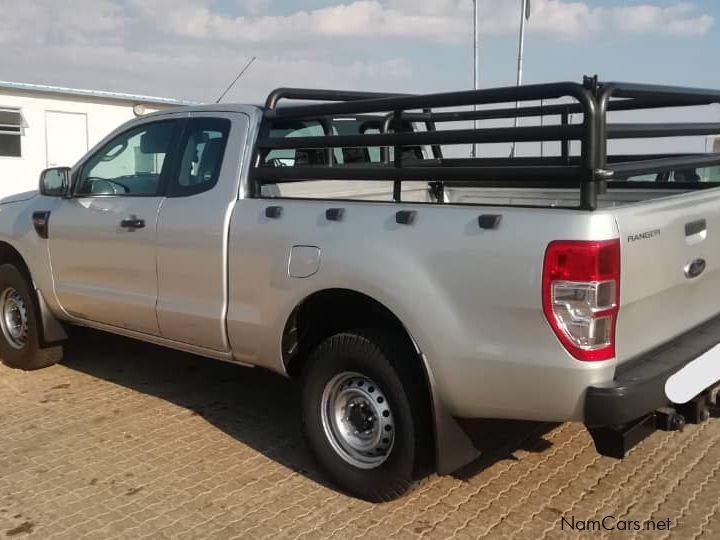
<box><xmin>301</xmin><ymin>329</ymin><xmax>431</xmax><ymax>501</ymax></box>
<box><xmin>0</xmin><ymin>264</ymin><xmax>63</xmax><ymax>370</ymax></box>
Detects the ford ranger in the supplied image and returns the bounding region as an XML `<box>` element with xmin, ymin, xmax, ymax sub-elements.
<box><xmin>1</xmin><ymin>77</ymin><xmax>720</xmax><ymax>501</ymax></box>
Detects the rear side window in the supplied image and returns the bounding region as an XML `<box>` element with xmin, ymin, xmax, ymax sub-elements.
<box><xmin>260</xmin><ymin>117</ymin><xmax>423</xmax><ymax>168</ymax></box>
<box><xmin>625</xmin><ymin>167</ymin><xmax>720</xmax><ymax>183</ymax></box>
<box><xmin>258</xmin><ymin>116</ymin><xmax>430</xmax><ymax>201</ymax></box>
<box><xmin>331</xmin><ymin>118</ymin><xmax>381</xmax><ymax>164</ymax></box>
<box><xmin>169</xmin><ymin>118</ymin><xmax>231</xmax><ymax>197</ymax></box>
<box><xmin>262</xmin><ymin>120</ymin><xmax>326</xmax><ymax>167</ymax></box>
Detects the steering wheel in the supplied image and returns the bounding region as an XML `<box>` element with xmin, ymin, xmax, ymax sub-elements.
<box><xmin>84</xmin><ymin>177</ymin><xmax>130</xmax><ymax>195</ymax></box>
<box><xmin>268</xmin><ymin>158</ymin><xmax>290</xmax><ymax>168</ymax></box>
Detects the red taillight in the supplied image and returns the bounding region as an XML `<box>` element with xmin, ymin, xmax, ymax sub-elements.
<box><xmin>542</xmin><ymin>239</ymin><xmax>620</xmax><ymax>361</ymax></box>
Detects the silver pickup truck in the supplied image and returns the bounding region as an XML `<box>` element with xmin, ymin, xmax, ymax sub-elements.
<box><xmin>2</xmin><ymin>77</ymin><xmax>720</xmax><ymax>501</ymax></box>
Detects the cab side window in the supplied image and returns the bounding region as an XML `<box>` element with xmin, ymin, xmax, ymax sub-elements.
<box><xmin>76</xmin><ymin>121</ymin><xmax>177</xmax><ymax>196</ymax></box>
<box><xmin>170</xmin><ymin>118</ymin><xmax>231</xmax><ymax>197</ymax></box>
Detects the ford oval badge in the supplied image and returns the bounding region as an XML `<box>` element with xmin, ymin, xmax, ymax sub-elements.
<box><xmin>684</xmin><ymin>258</ymin><xmax>706</xmax><ymax>279</ymax></box>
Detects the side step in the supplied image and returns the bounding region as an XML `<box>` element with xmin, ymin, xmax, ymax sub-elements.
<box><xmin>586</xmin><ymin>392</ymin><xmax>715</xmax><ymax>459</ymax></box>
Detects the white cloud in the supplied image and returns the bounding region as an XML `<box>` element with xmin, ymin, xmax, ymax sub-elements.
<box><xmin>1</xmin><ymin>1</ymin><xmax>713</xmax><ymax>48</ymax></box>
<box><xmin>0</xmin><ymin>0</ymin><xmax>714</xmax><ymax>103</ymax></box>
<box><xmin>0</xmin><ymin>39</ymin><xmax>412</xmax><ymax>102</ymax></box>
<box><xmin>241</xmin><ymin>0</ymin><xmax>272</xmax><ymax>15</ymax></box>
<box><xmin>126</xmin><ymin>0</ymin><xmax>714</xmax><ymax>43</ymax></box>
<box><xmin>611</xmin><ymin>3</ymin><xmax>714</xmax><ymax>36</ymax></box>
<box><xmin>0</xmin><ymin>0</ymin><xmax>417</xmax><ymax>101</ymax></box>
<box><xmin>0</xmin><ymin>0</ymin><xmax>125</xmax><ymax>46</ymax></box>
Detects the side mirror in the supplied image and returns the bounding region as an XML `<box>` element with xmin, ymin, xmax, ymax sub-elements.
<box><xmin>39</xmin><ymin>167</ymin><xmax>71</xmax><ymax>197</ymax></box>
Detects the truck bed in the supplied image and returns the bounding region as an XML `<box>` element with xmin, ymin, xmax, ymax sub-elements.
<box><xmin>264</xmin><ymin>182</ymin><xmax>698</xmax><ymax>208</ymax></box>
<box><xmin>445</xmin><ymin>186</ymin><xmax>696</xmax><ymax>208</ymax></box>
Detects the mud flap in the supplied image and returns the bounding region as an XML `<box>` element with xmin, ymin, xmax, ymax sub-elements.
<box><xmin>434</xmin><ymin>402</ymin><xmax>481</xmax><ymax>475</ymax></box>
<box><xmin>36</xmin><ymin>289</ymin><xmax>68</xmax><ymax>345</ymax></box>
<box><xmin>419</xmin><ymin>351</ymin><xmax>480</xmax><ymax>474</ymax></box>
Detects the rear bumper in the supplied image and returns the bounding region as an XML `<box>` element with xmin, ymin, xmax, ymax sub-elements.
<box><xmin>585</xmin><ymin>312</ymin><xmax>720</xmax><ymax>427</ymax></box>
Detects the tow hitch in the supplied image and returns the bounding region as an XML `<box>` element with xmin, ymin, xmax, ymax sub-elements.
<box><xmin>587</xmin><ymin>414</ymin><xmax>657</xmax><ymax>459</ymax></box>
<box><xmin>654</xmin><ymin>407</ymin><xmax>686</xmax><ymax>430</ymax></box>
<box><xmin>586</xmin><ymin>389</ymin><xmax>717</xmax><ymax>459</ymax></box>
<box><xmin>708</xmin><ymin>385</ymin><xmax>720</xmax><ymax>416</ymax></box>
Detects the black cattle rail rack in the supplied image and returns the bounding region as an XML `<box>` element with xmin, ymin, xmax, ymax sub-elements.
<box><xmin>251</xmin><ymin>76</ymin><xmax>720</xmax><ymax>210</ymax></box>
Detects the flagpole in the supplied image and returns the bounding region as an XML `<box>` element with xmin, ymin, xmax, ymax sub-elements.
<box><xmin>540</xmin><ymin>98</ymin><xmax>544</xmax><ymax>157</ymax></box>
<box><xmin>510</xmin><ymin>0</ymin><xmax>529</xmax><ymax>158</ymax></box>
<box><xmin>472</xmin><ymin>0</ymin><xmax>480</xmax><ymax>158</ymax></box>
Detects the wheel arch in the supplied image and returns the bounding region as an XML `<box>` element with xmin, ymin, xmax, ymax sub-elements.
<box><xmin>281</xmin><ymin>288</ymin><xmax>421</xmax><ymax>378</ymax></box>
<box><xmin>281</xmin><ymin>287</ymin><xmax>480</xmax><ymax>475</ymax></box>
<box><xmin>0</xmin><ymin>240</ymin><xmax>67</xmax><ymax>345</ymax></box>
<box><xmin>0</xmin><ymin>241</ymin><xmax>33</xmax><ymax>284</ymax></box>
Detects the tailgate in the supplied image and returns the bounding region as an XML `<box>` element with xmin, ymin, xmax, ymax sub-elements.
<box><xmin>614</xmin><ymin>189</ymin><xmax>720</xmax><ymax>364</ymax></box>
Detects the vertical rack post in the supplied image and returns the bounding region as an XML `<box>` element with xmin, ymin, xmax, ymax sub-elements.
<box><xmin>472</xmin><ymin>0</ymin><xmax>480</xmax><ymax>158</ymax></box>
<box><xmin>422</xmin><ymin>107</ymin><xmax>444</xmax><ymax>203</ymax></box>
<box><xmin>392</xmin><ymin>110</ymin><xmax>403</xmax><ymax>202</ymax></box>
<box><xmin>561</xmin><ymin>108</ymin><xmax>570</xmax><ymax>162</ymax></box>
<box><xmin>320</xmin><ymin>117</ymin><xmax>334</xmax><ymax>167</ymax></box>
<box><xmin>579</xmin><ymin>76</ymin><xmax>600</xmax><ymax>210</ymax></box>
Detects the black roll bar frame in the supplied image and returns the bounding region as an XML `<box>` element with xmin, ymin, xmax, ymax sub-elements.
<box><xmin>253</xmin><ymin>78</ymin><xmax>720</xmax><ymax>210</ymax></box>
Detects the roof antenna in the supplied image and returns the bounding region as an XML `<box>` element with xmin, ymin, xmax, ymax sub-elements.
<box><xmin>215</xmin><ymin>56</ymin><xmax>257</xmax><ymax>103</ymax></box>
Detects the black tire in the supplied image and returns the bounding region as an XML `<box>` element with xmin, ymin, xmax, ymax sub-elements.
<box><xmin>0</xmin><ymin>264</ymin><xmax>63</xmax><ymax>370</ymax></box>
<box><xmin>300</xmin><ymin>329</ymin><xmax>431</xmax><ymax>502</ymax></box>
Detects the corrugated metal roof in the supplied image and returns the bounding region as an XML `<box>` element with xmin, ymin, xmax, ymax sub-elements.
<box><xmin>0</xmin><ymin>80</ymin><xmax>198</xmax><ymax>106</ymax></box>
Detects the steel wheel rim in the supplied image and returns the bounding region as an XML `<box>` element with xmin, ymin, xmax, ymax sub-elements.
<box><xmin>0</xmin><ymin>287</ymin><xmax>28</xmax><ymax>350</ymax></box>
<box><xmin>320</xmin><ymin>371</ymin><xmax>395</xmax><ymax>469</ymax></box>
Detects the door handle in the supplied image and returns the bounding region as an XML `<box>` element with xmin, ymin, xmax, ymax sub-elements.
<box><xmin>120</xmin><ymin>216</ymin><xmax>145</xmax><ymax>229</ymax></box>
<box><xmin>685</xmin><ymin>219</ymin><xmax>706</xmax><ymax>237</ymax></box>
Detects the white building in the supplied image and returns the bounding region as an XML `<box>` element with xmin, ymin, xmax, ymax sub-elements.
<box><xmin>0</xmin><ymin>81</ymin><xmax>190</xmax><ymax>199</ymax></box>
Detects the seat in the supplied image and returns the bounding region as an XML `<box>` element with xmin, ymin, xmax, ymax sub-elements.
<box><xmin>294</xmin><ymin>149</ymin><xmax>328</xmax><ymax>166</ymax></box>
<box><xmin>195</xmin><ymin>139</ymin><xmax>224</xmax><ymax>185</ymax></box>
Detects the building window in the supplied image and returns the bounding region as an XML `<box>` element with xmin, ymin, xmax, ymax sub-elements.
<box><xmin>0</xmin><ymin>108</ymin><xmax>27</xmax><ymax>158</ymax></box>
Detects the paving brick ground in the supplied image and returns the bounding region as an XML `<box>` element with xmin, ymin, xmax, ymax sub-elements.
<box><xmin>1</xmin><ymin>328</ymin><xmax>719</xmax><ymax>539</ymax></box>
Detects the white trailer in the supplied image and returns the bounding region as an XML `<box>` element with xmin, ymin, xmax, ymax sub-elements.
<box><xmin>0</xmin><ymin>81</ymin><xmax>188</xmax><ymax>199</ymax></box>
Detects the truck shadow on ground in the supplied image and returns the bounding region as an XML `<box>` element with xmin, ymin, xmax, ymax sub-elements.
<box><xmin>61</xmin><ymin>328</ymin><xmax>560</xmax><ymax>493</ymax></box>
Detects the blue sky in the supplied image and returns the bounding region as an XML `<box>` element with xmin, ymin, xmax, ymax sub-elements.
<box><xmin>0</xmin><ymin>1</ymin><xmax>717</xmax><ymax>102</ymax></box>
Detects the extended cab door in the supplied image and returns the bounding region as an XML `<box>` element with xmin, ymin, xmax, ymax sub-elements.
<box><xmin>155</xmin><ymin>113</ymin><xmax>248</xmax><ymax>350</ymax></box>
<box><xmin>47</xmin><ymin>118</ymin><xmax>182</xmax><ymax>334</ymax></box>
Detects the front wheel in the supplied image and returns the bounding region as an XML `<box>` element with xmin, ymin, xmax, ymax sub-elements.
<box><xmin>0</xmin><ymin>264</ymin><xmax>63</xmax><ymax>370</ymax></box>
<box><xmin>301</xmin><ymin>329</ymin><xmax>431</xmax><ymax>501</ymax></box>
